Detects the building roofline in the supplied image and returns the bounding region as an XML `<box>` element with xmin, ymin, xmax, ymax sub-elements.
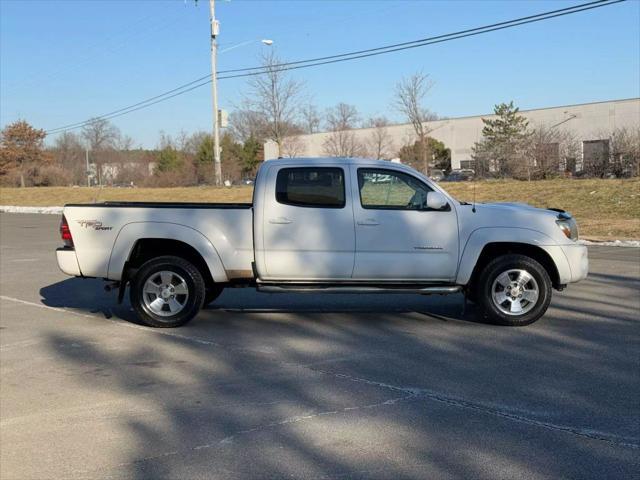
<box><xmin>293</xmin><ymin>97</ymin><xmax>640</xmax><ymax>137</ymax></box>
<box><xmin>447</xmin><ymin>97</ymin><xmax>640</xmax><ymax>121</ymax></box>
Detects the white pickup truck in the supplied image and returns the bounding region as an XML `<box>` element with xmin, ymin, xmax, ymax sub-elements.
<box><xmin>56</xmin><ymin>157</ymin><xmax>588</xmax><ymax>327</ymax></box>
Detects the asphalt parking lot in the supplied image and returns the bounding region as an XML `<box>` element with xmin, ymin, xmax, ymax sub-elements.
<box><xmin>0</xmin><ymin>212</ymin><xmax>638</xmax><ymax>480</ymax></box>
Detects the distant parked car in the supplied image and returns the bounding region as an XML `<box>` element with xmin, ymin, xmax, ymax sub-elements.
<box><xmin>429</xmin><ymin>169</ymin><xmax>445</xmax><ymax>182</ymax></box>
<box><xmin>241</xmin><ymin>178</ymin><xmax>254</xmax><ymax>186</ymax></box>
<box><xmin>443</xmin><ymin>169</ymin><xmax>474</xmax><ymax>182</ymax></box>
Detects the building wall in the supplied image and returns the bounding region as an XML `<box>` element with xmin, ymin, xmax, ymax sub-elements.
<box><xmin>264</xmin><ymin>98</ymin><xmax>640</xmax><ymax>170</ymax></box>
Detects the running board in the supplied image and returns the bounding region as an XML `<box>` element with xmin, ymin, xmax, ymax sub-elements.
<box><xmin>257</xmin><ymin>285</ymin><xmax>462</xmax><ymax>295</ymax></box>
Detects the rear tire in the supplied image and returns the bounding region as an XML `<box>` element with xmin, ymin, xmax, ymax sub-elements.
<box><xmin>130</xmin><ymin>256</ymin><xmax>205</xmax><ymax>328</ymax></box>
<box><xmin>475</xmin><ymin>254</ymin><xmax>552</xmax><ymax>326</ymax></box>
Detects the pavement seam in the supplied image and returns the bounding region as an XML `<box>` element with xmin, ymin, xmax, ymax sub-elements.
<box><xmin>2</xmin><ymin>294</ymin><xmax>638</xmax><ymax>455</ymax></box>
<box><xmin>309</xmin><ymin>368</ymin><xmax>640</xmax><ymax>450</ymax></box>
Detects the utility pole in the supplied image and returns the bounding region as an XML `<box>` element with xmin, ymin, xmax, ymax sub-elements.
<box><xmin>209</xmin><ymin>0</ymin><xmax>222</xmax><ymax>185</ymax></box>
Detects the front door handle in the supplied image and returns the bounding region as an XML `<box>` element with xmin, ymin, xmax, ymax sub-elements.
<box><xmin>269</xmin><ymin>217</ymin><xmax>293</xmax><ymax>224</ymax></box>
<box><xmin>357</xmin><ymin>218</ymin><xmax>380</xmax><ymax>226</ymax></box>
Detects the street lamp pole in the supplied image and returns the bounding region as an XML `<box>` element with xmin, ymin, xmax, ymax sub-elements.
<box><xmin>209</xmin><ymin>0</ymin><xmax>222</xmax><ymax>186</ymax></box>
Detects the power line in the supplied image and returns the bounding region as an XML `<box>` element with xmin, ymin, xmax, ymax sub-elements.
<box><xmin>215</xmin><ymin>0</ymin><xmax>620</xmax><ymax>75</ymax></box>
<box><xmin>219</xmin><ymin>0</ymin><xmax>625</xmax><ymax>80</ymax></box>
<box><xmin>45</xmin><ymin>0</ymin><xmax>625</xmax><ymax>135</ymax></box>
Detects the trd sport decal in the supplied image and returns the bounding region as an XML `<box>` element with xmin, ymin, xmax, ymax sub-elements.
<box><xmin>77</xmin><ymin>220</ymin><xmax>113</xmax><ymax>231</ymax></box>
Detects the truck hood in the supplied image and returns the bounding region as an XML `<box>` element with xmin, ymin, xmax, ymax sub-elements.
<box><xmin>474</xmin><ymin>202</ymin><xmax>564</xmax><ymax>218</ymax></box>
<box><xmin>454</xmin><ymin>200</ymin><xmax>572</xmax><ymax>244</ymax></box>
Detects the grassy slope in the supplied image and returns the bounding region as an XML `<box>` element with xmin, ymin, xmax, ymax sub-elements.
<box><xmin>1</xmin><ymin>178</ymin><xmax>638</xmax><ymax>239</ymax></box>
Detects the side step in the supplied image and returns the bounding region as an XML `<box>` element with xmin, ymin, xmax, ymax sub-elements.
<box><xmin>257</xmin><ymin>284</ymin><xmax>462</xmax><ymax>295</ymax></box>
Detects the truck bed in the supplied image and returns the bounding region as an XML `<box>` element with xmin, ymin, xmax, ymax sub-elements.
<box><xmin>62</xmin><ymin>202</ymin><xmax>254</xmax><ymax>281</ymax></box>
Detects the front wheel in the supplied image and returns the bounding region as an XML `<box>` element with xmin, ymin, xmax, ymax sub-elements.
<box><xmin>475</xmin><ymin>254</ymin><xmax>552</xmax><ymax>326</ymax></box>
<box><xmin>130</xmin><ymin>256</ymin><xmax>205</xmax><ymax>328</ymax></box>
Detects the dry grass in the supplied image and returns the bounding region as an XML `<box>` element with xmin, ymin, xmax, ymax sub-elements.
<box><xmin>0</xmin><ymin>186</ymin><xmax>254</xmax><ymax>205</ymax></box>
<box><xmin>1</xmin><ymin>178</ymin><xmax>638</xmax><ymax>239</ymax></box>
<box><xmin>444</xmin><ymin>178</ymin><xmax>639</xmax><ymax>240</ymax></box>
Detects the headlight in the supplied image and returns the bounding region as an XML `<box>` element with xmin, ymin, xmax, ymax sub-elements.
<box><xmin>556</xmin><ymin>217</ymin><xmax>578</xmax><ymax>241</ymax></box>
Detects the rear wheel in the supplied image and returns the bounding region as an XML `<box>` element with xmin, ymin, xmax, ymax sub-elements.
<box><xmin>475</xmin><ymin>254</ymin><xmax>552</xmax><ymax>326</ymax></box>
<box><xmin>130</xmin><ymin>256</ymin><xmax>205</xmax><ymax>328</ymax></box>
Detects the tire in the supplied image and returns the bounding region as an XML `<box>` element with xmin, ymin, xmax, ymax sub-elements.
<box><xmin>204</xmin><ymin>284</ymin><xmax>224</xmax><ymax>306</ymax></box>
<box><xmin>475</xmin><ymin>254</ymin><xmax>552</xmax><ymax>326</ymax></box>
<box><xmin>130</xmin><ymin>255</ymin><xmax>205</xmax><ymax>328</ymax></box>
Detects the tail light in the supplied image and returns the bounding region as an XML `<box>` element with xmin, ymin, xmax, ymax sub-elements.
<box><xmin>60</xmin><ymin>215</ymin><xmax>74</xmax><ymax>248</ymax></box>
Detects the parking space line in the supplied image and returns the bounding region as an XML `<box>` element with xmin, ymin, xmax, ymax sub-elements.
<box><xmin>2</xmin><ymin>295</ymin><xmax>638</xmax><ymax>453</ymax></box>
<box><xmin>0</xmin><ymin>295</ymin><xmax>280</xmax><ymax>356</ymax></box>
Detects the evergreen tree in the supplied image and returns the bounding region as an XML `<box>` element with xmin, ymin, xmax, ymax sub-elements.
<box><xmin>398</xmin><ymin>138</ymin><xmax>451</xmax><ymax>173</ymax></box>
<box><xmin>472</xmin><ymin>101</ymin><xmax>530</xmax><ymax>177</ymax></box>
<box><xmin>241</xmin><ymin>137</ymin><xmax>262</xmax><ymax>175</ymax></box>
<box><xmin>156</xmin><ymin>146</ymin><xmax>182</xmax><ymax>172</ymax></box>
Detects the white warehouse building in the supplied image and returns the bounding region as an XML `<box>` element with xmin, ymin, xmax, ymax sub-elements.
<box><xmin>264</xmin><ymin>98</ymin><xmax>640</xmax><ymax>171</ymax></box>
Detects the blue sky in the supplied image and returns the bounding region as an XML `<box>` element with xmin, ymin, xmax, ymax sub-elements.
<box><xmin>1</xmin><ymin>0</ymin><xmax>638</xmax><ymax>148</ymax></box>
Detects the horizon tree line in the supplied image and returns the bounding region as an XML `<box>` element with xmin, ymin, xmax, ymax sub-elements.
<box><xmin>1</xmin><ymin>50</ymin><xmax>638</xmax><ymax>186</ymax></box>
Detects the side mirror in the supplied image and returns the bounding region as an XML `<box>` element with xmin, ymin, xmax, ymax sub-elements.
<box><xmin>426</xmin><ymin>191</ymin><xmax>448</xmax><ymax>210</ymax></box>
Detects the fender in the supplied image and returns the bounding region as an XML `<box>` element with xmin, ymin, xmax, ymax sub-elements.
<box><xmin>107</xmin><ymin>222</ymin><xmax>228</xmax><ymax>283</ymax></box>
<box><xmin>455</xmin><ymin>227</ymin><xmax>571</xmax><ymax>285</ymax></box>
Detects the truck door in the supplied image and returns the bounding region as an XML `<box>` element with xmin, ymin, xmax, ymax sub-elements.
<box><xmin>259</xmin><ymin>165</ymin><xmax>355</xmax><ymax>280</ymax></box>
<box><xmin>350</xmin><ymin>166</ymin><xmax>459</xmax><ymax>281</ymax></box>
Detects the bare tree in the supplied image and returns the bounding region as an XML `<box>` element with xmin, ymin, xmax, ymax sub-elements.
<box><xmin>521</xmin><ymin>125</ymin><xmax>579</xmax><ymax>179</ymax></box>
<box><xmin>115</xmin><ymin>134</ymin><xmax>135</xmax><ymax>151</ymax></box>
<box><xmin>301</xmin><ymin>103</ymin><xmax>321</xmax><ymax>134</ymax></box>
<box><xmin>243</xmin><ymin>50</ymin><xmax>304</xmax><ymax>156</ymax></box>
<box><xmin>81</xmin><ymin>117</ymin><xmax>119</xmax><ymax>151</ymax></box>
<box><xmin>280</xmin><ymin>135</ymin><xmax>306</xmax><ymax>158</ymax></box>
<box><xmin>53</xmin><ymin>131</ymin><xmax>85</xmax><ymax>184</ymax></box>
<box><xmin>323</xmin><ymin>103</ymin><xmax>363</xmax><ymax>157</ymax></box>
<box><xmin>81</xmin><ymin>118</ymin><xmax>120</xmax><ymax>185</ymax></box>
<box><xmin>610</xmin><ymin>127</ymin><xmax>640</xmax><ymax>177</ymax></box>
<box><xmin>364</xmin><ymin>116</ymin><xmax>394</xmax><ymax>160</ymax></box>
<box><xmin>393</xmin><ymin>72</ymin><xmax>437</xmax><ymax>174</ymax></box>
<box><xmin>228</xmin><ymin>109</ymin><xmax>269</xmax><ymax>144</ymax></box>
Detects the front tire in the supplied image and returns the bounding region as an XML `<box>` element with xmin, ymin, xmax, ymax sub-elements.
<box><xmin>130</xmin><ymin>256</ymin><xmax>205</xmax><ymax>328</ymax></box>
<box><xmin>475</xmin><ymin>254</ymin><xmax>552</xmax><ymax>326</ymax></box>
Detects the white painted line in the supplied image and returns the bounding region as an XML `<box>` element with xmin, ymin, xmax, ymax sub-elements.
<box><xmin>2</xmin><ymin>295</ymin><xmax>637</xmax><ymax>453</ymax></box>
<box><xmin>0</xmin><ymin>295</ymin><xmax>270</xmax><ymax>354</ymax></box>
<box><xmin>0</xmin><ymin>206</ymin><xmax>63</xmax><ymax>215</ymax></box>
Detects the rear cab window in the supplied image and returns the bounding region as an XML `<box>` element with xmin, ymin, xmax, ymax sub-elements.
<box><xmin>276</xmin><ymin>167</ymin><xmax>345</xmax><ymax>208</ymax></box>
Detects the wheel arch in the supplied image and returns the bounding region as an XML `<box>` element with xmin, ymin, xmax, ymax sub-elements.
<box><xmin>464</xmin><ymin>241</ymin><xmax>561</xmax><ymax>290</ymax></box>
<box><xmin>456</xmin><ymin>227</ymin><xmax>569</xmax><ymax>289</ymax></box>
<box><xmin>108</xmin><ymin>222</ymin><xmax>228</xmax><ymax>285</ymax></box>
<box><xmin>126</xmin><ymin>239</ymin><xmax>217</xmax><ymax>290</ymax></box>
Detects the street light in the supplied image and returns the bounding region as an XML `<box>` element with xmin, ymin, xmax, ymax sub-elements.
<box><xmin>219</xmin><ymin>38</ymin><xmax>274</xmax><ymax>54</ymax></box>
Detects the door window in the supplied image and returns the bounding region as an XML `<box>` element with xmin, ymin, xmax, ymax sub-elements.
<box><xmin>358</xmin><ymin>169</ymin><xmax>432</xmax><ymax>210</ymax></box>
<box><xmin>276</xmin><ymin>167</ymin><xmax>345</xmax><ymax>208</ymax></box>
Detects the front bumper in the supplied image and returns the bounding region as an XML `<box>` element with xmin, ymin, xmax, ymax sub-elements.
<box><xmin>56</xmin><ymin>248</ymin><xmax>82</xmax><ymax>276</ymax></box>
<box><xmin>561</xmin><ymin>244</ymin><xmax>589</xmax><ymax>282</ymax></box>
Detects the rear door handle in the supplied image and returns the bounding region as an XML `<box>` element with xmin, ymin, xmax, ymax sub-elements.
<box><xmin>357</xmin><ymin>218</ymin><xmax>380</xmax><ymax>226</ymax></box>
<box><xmin>269</xmin><ymin>217</ymin><xmax>293</xmax><ymax>224</ymax></box>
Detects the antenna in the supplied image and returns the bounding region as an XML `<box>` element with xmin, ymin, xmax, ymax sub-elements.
<box><xmin>472</xmin><ymin>174</ymin><xmax>477</xmax><ymax>213</ymax></box>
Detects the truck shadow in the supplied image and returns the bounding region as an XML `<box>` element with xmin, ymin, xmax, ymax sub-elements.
<box><xmin>30</xmin><ymin>255</ymin><xmax>640</xmax><ymax>479</ymax></box>
<box><xmin>39</xmin><ymin>277</ymin><xmax>486</xmax><ymax>325</ymax></box>
<box><xmin>34</xmin><ymin>275</ymin><xmax>639</xmax><ymax>479</ymax></box>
